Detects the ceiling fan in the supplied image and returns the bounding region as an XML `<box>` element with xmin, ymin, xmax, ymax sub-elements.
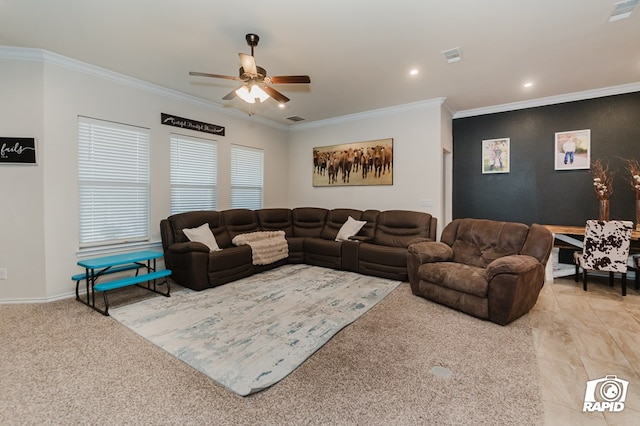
<box><xmin>189</xmin><ymin>33</ymin><xmax>311</xmax><ymax>104</ymax></box>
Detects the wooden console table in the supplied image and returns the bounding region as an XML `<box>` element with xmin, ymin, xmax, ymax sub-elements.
<box><xmin>543</xmin><ymin>224</ymin><xmax>640</xmax><ymax>285</ymax></box>
<box><xmin>543</xmin><ymin>224</ymin><xmax>640</xmax><ymax>241</ymax></box>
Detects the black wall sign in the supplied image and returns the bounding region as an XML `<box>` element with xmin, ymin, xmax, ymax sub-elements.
<box><xmin>0</xmin><ymin>137</ymin><xmax>37</xmax><ymax>164</ymax></box>
<box><xmin>161</xmin><ymin>113</ymin><xmax>225</xmax><ymax>136</ymax></box>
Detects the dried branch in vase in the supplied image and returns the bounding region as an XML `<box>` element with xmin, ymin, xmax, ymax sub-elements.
<box><xmin>623</xmin><ymin>158</ymin><xmax>640</xmax><ymax>195</ymax></box>
<box><xmin>591</xmin><ymin>158</ymin><xmax>614</xmax><ymax>201</ymax></box>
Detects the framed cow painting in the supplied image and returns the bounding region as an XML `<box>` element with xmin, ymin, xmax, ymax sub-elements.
<box><xmin>312</xmin><ymin>138</ymin><xmax>393</xmax><ymax>187</ymax></box>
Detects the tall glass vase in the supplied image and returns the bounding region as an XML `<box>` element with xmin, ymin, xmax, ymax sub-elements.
<box><xmin>636</xmin><ymin>195</ymin><xmax>640</xmax><ymax>231</ymax></box>
<box><xmin>599</xmin><ymin>199</ymin><xmax>610</xmax><ymax>222</ymax></box>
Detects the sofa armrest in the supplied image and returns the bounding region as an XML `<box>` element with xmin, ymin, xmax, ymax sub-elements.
<box><xmin>407</xmin><ymin>237</ymin><xmax>434</xmax><ymax>247</ymax></box>
<box><xmin>168</xmin><ymin>241</ymin><xmax>211</xmax><ymax>253</ymax></box>
<box><xmin>165</xmin><ymin>242</ymin><xmax>211</xmax><ymax>290</ymax></box>
<box><xmin>486</xmin><ymin>255</ymin><xmax>539</xmax><ymax>281</ymax></box>
<box><xmin>486</xmin><ymin>255</ymin><xmax>545</xmax><ymax>325</ymax></box>
<box><xmin>408</xmin><ymin>241</ymin><xmax>453</xmax><ymax>263</ymax></box>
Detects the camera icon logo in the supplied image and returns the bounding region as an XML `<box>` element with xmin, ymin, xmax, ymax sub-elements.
<box><xmin>583</xmin><ymin>375</ymin><xmax>628</xmax><ymax>412</ymax></box>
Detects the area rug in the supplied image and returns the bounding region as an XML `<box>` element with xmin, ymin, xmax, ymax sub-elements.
<box><xmin>110</xmin><ymin>264</ymin><xmax>400</xmax><ymax>396</ymax></box>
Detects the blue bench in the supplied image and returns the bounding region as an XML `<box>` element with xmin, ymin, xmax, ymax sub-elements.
<box><xmin>92</xmin><ymin>269</ymin><xmax>171</xmax><ymax>316</ymax></box>
<box><xmin>94</xmin><ymin>269</ymin><xmax>171</xmax><ymax>292</ymax></box>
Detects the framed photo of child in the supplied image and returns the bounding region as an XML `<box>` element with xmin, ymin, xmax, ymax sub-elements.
<box><xmin>482</xmin><ymin>138</ymin><xmax>510</xmax><ymax>174</ymax></box>
<box><xmin>554</xmin><ymin>129</ymin><xmax>590</xmax><ymax>170</ymax></box>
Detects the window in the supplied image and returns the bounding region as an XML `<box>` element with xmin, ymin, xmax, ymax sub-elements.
<box><xmin>170</xmin><ymin>134</ymin><xmax>217</xmax><ymax>214</ymax></box>
<box><xmin>78</xmin><ymin>117</ymin><xmax>150</xmax><ymax>247</ymax></box>
<box><xmin>231</xmin><ymin>145</ymin><xmax>264</xmax><ymax>210</ymax></box>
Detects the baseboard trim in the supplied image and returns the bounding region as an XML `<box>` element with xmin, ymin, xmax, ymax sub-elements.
<box><xmin>1</xmin><ymin>291</ymin><xmax>77</xmax><ymax>305</ymax></box>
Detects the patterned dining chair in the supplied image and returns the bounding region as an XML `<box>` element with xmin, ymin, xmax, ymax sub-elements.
<box><xmin>573</xmin><ymin>220</ymin><xmax>633</xmax><ymax>296</ymax></box>
<box><xmin>633</xmin><ymin>254</ymin><xmax>640</xmax><ymax>292</ymax></box>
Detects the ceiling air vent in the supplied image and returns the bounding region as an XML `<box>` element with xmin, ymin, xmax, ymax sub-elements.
<box><xmin>286</xmin><ymin>116</ymin><xmax>306</xmax><ymax>122</ymax></box>
<box><xmin>609</xmin><ymin>0</ymin><xmax>639</xmax><ymax>21</ymax></box>
<box><xmin>442</xmin><ymin>47</ymin><xmax>462</xmax><ymax>63</ymax></box>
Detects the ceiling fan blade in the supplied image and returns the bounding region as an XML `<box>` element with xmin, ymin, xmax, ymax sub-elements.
<box><xmin>189</xmin><ymin>71</ymin><xmax>241</xmax><ymax>81</ymax></box>
<box><xmin>262</xmin><ymin>85</ymin><xmax>290</xmax><ymax>103</ymax></box>
<box><xmin>269</xmin><ymin>75</ymin><xmax>311</xmax><ymax>84</ymax></box>
<box><xmin>239</xmin><ymin>53</ymin><xmax>257</xmax><ymax>76</ymax></box>
<box><xmin>222</xmin><ymin>88</ymin><xmax>238</xmax><ymax>100</ymax></box>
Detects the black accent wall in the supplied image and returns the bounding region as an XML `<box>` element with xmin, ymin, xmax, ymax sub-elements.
<box><xmin>452</xmin><ymin>91</ymin><xmax>640</xmax><ymax>226</ymax></box>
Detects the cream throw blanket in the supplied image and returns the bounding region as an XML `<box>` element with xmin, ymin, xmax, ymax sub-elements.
<box><xmin>232</xmin><ymin>230</ymin><xmax>289</xmax><ymax>265</ymax></box>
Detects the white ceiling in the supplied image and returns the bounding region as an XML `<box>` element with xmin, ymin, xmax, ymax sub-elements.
<box><xmin>1</xmin><ymin>0</ymin><xmax>639</xmax><ymax>125</ymax></box>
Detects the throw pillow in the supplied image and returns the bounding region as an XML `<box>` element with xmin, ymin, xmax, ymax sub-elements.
<box><xmin>335</xmin><ymin>216</ymin><xmax>367</xmax><ymax>241</ymax></box>
<box><xmin>183</xmin><ymin>223</ymin><xmax>221</xmax><ymax>252</ymax></box>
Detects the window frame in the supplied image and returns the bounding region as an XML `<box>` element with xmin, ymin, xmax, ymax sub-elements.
<box><xmin>77</xmin><ymin>116</ymin><xmax>151</xmax><ymax>249</ymax></box>
<box><xmin>170</xmin><ymin>133</ymin><xmax>218</xmax><ymax>215</ymax></box>
<box><xmin>230</xmin><ymin>144</ymin><xmax>264</xmax><ymax>210</ymax></box>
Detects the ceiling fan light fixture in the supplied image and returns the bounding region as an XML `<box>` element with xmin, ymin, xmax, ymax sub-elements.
<box><xmin>235</xmin><ymin>84</ymin><xmax>270</xmax><ymax>104</ymax></box>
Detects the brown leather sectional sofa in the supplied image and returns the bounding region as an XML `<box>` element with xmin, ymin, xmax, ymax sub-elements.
<box><xmin>160</xmin><ymin>207</ymin><xmax>436</xmax><ymax>291</ymax></box>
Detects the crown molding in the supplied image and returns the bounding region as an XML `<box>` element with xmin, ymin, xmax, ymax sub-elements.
<box><xmin>290</xmin><ymin>97</ymin><xmax>447</xmax><ymax>131</ymax></box>
<box><xmin>0</xmin><ymin>45</ymin><xmax>44</xmax><ymax>61</ymax></box>
<box><xmin>0</xmin><ymin>46</ymin><xmax>288</xmax><ymax>131</ymax></box>
<box><xmin>453</xmin><ymin>82</ymin><xmax>640</xmax><ymax>119</ymax></box>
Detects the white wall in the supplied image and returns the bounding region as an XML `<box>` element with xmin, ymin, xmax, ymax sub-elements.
<box><xmin>0</xmin><ymin>58</ymin><xmax>46</xmax><ymax>300</ymax></box>
<box><xmin>1</xmin><ymin>50</ymin><xmax>289</xmax><ymax>301</ymax></box>
<box><xmin>288</xmin><ymin>100</ymin><xmax>450</xmax><ymax>231</ymax></box>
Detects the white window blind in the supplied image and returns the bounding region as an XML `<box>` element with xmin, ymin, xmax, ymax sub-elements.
<box><xmin>170</xmin><ymin>134</ymin><xmax>217</xmax><ymax>214</ymax></box>
<box><xmin>231</xmin><ymin>145</ymin><xmax>264</xmax><ymax>210</ymax></box>
<box><xmin>78</xmin><ymin>117</ymin><xmax>150</xmax><ymax>247</ymax></box>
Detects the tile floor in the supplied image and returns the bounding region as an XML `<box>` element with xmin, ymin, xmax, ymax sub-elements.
<box><xmin>531</xmin><ymin>272</ymin><xmax>640</xmax><ymax>425</ymax></box>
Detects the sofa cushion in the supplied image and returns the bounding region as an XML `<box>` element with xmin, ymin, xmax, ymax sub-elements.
<box><xmin>441</xmin><ymin>219</ymin><xmax>529</xmax><ymax>268</ymax></box>
<box><xmin>359</xmin><ymin>243</ymin><xmax>408</xmax><ymax>267</ymax></box>
<box><xmin>320</xmin><ymin>209</ymin><xmax>363</xmax><ymax>240</ymax></box>
<box><xmin>358</xmin><ymin>243</ymin><xmax>410</xmax><ymax>281</ymax></box>
<box><xmin>257</xmin><ymin>208</ymin><xmax>294</xmax><ymax>236</ymax></box>
<box><xmin>221</xmin><ymin>209</ymin><xmax>260</xmax><ymax>241</ymax></box>
<box><xmin>208</xmin><ymin>245</ymin><xmax>252</xmax><ymax>272</ymax></box>
<box><xmin>182</xmin><ymin>223</ymin><xmax>222</xmax><ymax>252</ymax></box>
<box><xmin>304</xmin><ymin>238</ymin><xmax>342</xmax><ymax>269</ymax></box>
<box><xmin>417</xmin><ymin>262</ymin><xmax>488</xmax><ymax>298</ymax></box>
<box><xmin>335</xmin><ymin>216</ymin><xmax>367</xmax><ymax>241</ymax></box>
<box><xmin>373</xmin><ymin>210</ymin><xmax>433</xmax><ymax>247</ymax></box>
<box><xmin>359</xmin><ymin>210</ymin><xmax>380</xmax><ymax>240</ymax></box>
<box><xmin>292</xmin><ymin>208</ymin><xmax>328</xmax><ymax>237</ymax></box>
<box><xmin>167</xmin><ymin>210</ymin><xmax>231</xmax><ymax>248</ymax></box>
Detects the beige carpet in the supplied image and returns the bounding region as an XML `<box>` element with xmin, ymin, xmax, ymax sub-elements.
<box><xmin>0</xmin><ymin>281</ymin><xmax>542</xmax><ymax>425</ymax></box>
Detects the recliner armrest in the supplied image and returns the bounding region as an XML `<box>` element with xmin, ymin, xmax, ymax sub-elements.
<box><xmin>408</xmin><ymin>241</ymin><xmax>453</xmax><ymax>263</ymax></box>
<box><xmin>486</xmin><ymin>255</ymin><xmax>539</xmax><ymax>281</ymax></box>
<box><xmin>407</xmin><ymin>237</ymin><xmax>434</xmax><ymax>246</ymax></box>
<box><xmin>168</xmin><ymin>241</ymin><xmax>210</xmax><ymax>253</ymax></box>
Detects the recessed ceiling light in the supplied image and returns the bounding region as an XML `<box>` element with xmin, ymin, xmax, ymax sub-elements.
<box><xmin>278</xmin><ymin>103</ymin><xmax>286</xmax><ymax>109</ymax></box>
<box><xmin>409</xmin><ymin>69</ymin><xmax>419</xmax><ymax>76</ymax></box>
<box><xmin>523</xmin><ymin>82</ymin><xmax>534</xmax><ymax>88</ymax></box>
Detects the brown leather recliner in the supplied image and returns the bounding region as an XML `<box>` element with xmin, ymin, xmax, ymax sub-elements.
<box><xmin>407</xmin><ymin>218</ymin><xmax>553</xmax><ymax>325</ymax></box>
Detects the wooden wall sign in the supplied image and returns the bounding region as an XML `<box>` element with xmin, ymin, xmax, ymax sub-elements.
<box><xmin>0</xmin><ymin>137</ymin><xmax>37</xmax><ymax>164</ymax></box>
<box><xmin>161</xmin><ymin>113</ymin><xmax>225</xmax><ymax>136</ymax></box>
